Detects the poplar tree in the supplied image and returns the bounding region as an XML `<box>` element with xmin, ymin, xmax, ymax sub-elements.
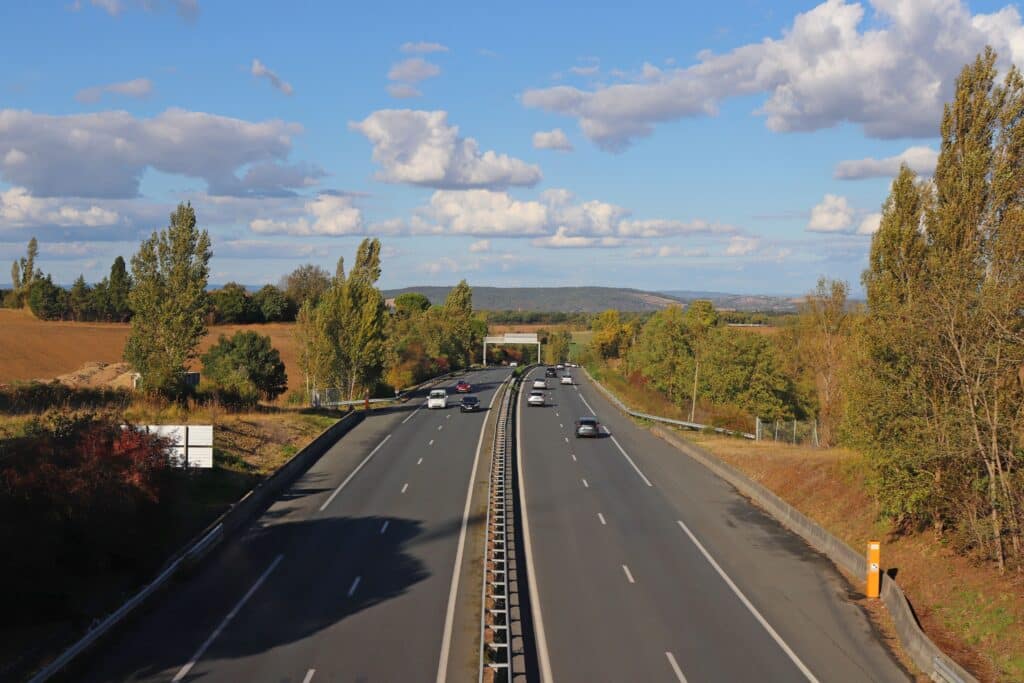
<box><xmin>124</xmin><ymin>203</ymin><xmax>212</xmax><ymax>396</ymax></box>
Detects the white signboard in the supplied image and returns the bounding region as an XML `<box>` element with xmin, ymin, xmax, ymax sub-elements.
<box><xmin>139</xmin><ymin>425</ymin><xmax>214</xmax><ymax>468</ymax></box>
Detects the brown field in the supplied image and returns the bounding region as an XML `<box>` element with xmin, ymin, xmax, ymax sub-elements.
<box><xmin>0</xmin><ymin>309</ymin><xmax>300</xmax><ymax>392</ymax></box>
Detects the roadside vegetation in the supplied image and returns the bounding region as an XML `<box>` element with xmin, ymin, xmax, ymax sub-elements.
<box><xmin>580</xmin><ymin>49</ymin><xmax>1024</xmax><ymax>681</ymax></box>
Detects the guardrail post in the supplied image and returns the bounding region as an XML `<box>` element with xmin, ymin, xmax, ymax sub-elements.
<box><xmin>866</xmin><ymin>540</ymin><xmax>881</xmax><ymax>599</ymax></box>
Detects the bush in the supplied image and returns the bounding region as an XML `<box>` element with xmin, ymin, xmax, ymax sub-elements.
<box><xmin>27</xmin><ymin>275</ymin><xmax>67</xmax><ymax>320</ymax></box>
<box><xmin>0</xmin><ymin>382</ymin><xmax>132</xmax><ymax>414</ymax></box>
<box><xmin>201</xmin><ymin>330</ymin><xmax>287</xmax><ymax>403</ymax></box>
<box><xmin>253</xmin><ymin>284</ymin><xmax>291</xmax><ymax>322</ymax></box>
<box><xmin>211</xmin><ymin>282</ymin><xmax>257</xmax><ymax>323</ymax></box>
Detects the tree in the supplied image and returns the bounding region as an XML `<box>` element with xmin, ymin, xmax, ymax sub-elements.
<box><xmin>795</xmin><ymin>278</ymin><xmax>850</xmax><ymax>446</ymax></box>
<box><xmin>68</xmin><ymin>275</ymin><xmax>91</xmax><ymax>321</ymax></box>
<box><xmin>27</xmin><ymin>275</ymin><xmax>67</xmax><ymax>320</ymax></box>
<box><xmin>294</xmin><ymin>299</ymin><xmax>335</xmax><ymax>399</ymax></box>
<box><xmin>281</xmin><ymin>263</ymin><xmax>331</xmax><ymax>310</ymax></box>
<box><xmin>202</xmin><ymin>331</ymin><xmax>287</xmax><ymax>403</ymax></box>
<box><xmin>211</xmin><ymin>282</ymin><xmax>254</xmax><ymax>323</ymax></box>
<box><xmin>124</xmin><ymin>202</ymin><xmax>212</xmax><ymax>396</ymax></box>
<box><xmin>393</xmin><ymin>292</ymin><xmax>431</xmax><ymax>317</ymax></box>
<box><xmin>441</xmin><ymin>280</ymin><xmax>477</xmax><ymax>368</ymax></box>
<box><xmin>683</xmin><ymin>300</ymin><xmax>719</xmax><ymax>422</ymax></box>
<box><xmin>108</xmin><ymin>256</ymin><xmax>131</xmax><ymax>321</ymax></box>
<box><xmin>10</xmin><ymin>237</ymin><xmax>39</xmax><ymax>307</ymax></box>
<box><xmin>253</xmin><ymin>284</ymin><xmax>290</xmax><ymax>322</ymax></box>
<box><xmin>591</xmin><ymin>310</ymin><xmax>627</xmax><ymax>359</ymax></box>
<box><xmin>546</xmin><ymin>329</ymin><xmax>573</xmax><ymax>365</ymax></box>
<box><xmin>627</xmin><ymin>306</ymin><xmax>691</xmax><ymax>405</ymax></box>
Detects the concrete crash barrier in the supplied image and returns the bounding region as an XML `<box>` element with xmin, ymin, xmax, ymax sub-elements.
<box><xmin>651</xmin><ymin>426</ymin><xmax>976</xmax><ymax>683</ymax></box>
<box><xmin>30</xmin><ymin>410</ymin><xmax>364</xmax><ymax>683</ymax></box>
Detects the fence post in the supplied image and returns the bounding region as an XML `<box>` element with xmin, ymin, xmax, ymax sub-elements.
<box><xmin>755</xmin><ymin>417</ymin><xmax>761</xmax><ymax>441</ymax></box>
<box><xmin>793</xmin><ymin>419</ymin><xmax>797</xmax><ymax>445</ymax></box>
<box><xmin>774</xmin><ymin>420</ymin><xmax>779</xmax><ymax>441</ymax></box>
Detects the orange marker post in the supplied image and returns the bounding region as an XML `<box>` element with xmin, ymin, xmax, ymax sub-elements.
<box><xmin>866</xmin><ymin>540</ymin><xmax>881</xmax><ymax>599</ymax></box>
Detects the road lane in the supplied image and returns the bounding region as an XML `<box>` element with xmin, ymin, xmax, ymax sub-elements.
<box><xmin>518</xmin><ymin>366</ymin><xmax>909</xmax><ymax>682</ymax></box>
<box><xmin>82</xmin><ymin>367</ymin><xmax>510</xmax><ymax>683</ymax></box>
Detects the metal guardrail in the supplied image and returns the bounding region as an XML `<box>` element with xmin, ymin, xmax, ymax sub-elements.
<box><xmin>479</xmin><ymin>372</ymin><xmax>515</xmax><ymax>681</ymax></box>
<box><xmin>582</xmin><ymin>367</ymin><xmax>756</xmax><ymax>440</ymax></box>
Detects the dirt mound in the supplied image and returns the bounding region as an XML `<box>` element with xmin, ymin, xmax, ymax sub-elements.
<box><xmin>52</xmin><ymin>362</ymin><xmax>136</xmax><ymax>389</ymax></box>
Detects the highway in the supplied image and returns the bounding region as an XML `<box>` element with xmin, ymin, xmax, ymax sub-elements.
<box><xmin>517</xmin><ymin>366</ymin><xmax>911</xmax><ymax>682</ymax></box>
<box><xmin>80</xmin><ymin>367</ymin><xmax>511</xmax><ymax>683</ymax></box>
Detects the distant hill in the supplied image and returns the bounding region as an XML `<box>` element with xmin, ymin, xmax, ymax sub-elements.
<box><xmin>383</xmin><ymin>286</ymin><xmax>687</xmax><ymax>312</ymax></box>
<box><xmin>658</xmin><ymin>290</ymin><xmax>802</xmax><ymax>312</ymax></box>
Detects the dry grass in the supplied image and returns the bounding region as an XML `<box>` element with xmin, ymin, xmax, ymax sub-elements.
<box><xmin>0</xmin><ymin>309</ymin><xmax>300</xmax><ymax>392</ymax></box>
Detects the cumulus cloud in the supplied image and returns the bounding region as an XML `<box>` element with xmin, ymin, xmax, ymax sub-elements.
<box><xmin>249</xmin><ymin>194</ymin><xmax>363</xmax><ymax>236</ymax></box>
<box><xmin>76</xmin><ymin>78</ymin><xmax>153</xmax><ymax>104</ymax></box>
<box><xmin>388</xmin><ymin>84</ymin><xmax>422</xmax><ymax>99</ymax></box>
<box><xmin>0</xmin><ymin>186</ymin><xmax>121</xmax><ymax>229</ymax></box>
<box><xmin>532</xmin><ymin>128</ymin><xmax>573</xmax><ymax>151</ymax></box>
<box><xmin>388</xmin><ymin>58</ymin><xmax>441</xmax><ymax>83</ymax></box>
<box><xmin>251</xmin><ymin>59</ymin><xmax>294</xmax><ymax>95</ymax></box>
<box><xmin>834</xmin><ymin>145</ymin><xmax>939</xmax><ymax>179</ymax></box>
<box><xmin>522</xmin><ymin>0</ymin><xmax>1024</xmax><ymax>150</ymax></box>
<box><xmin>401</xmin><ymin>41</ymin><xmax>449</xmax><ymax>54</ymax></box>
<box><xmin>725</xmin><ymin>236</ymin><xmax>760</xmax><ymax>256</ymax></box>
<box><xmin>531</xmin><ymin>227</ymin><xmax>623</xmax><ymax>248</ymax></box>
<box><xmin>857</xmin><ymin>212</ymin><xmax>882</xmax><ymax>235</ymax></box>
<box><xmin>808</xmin><ymin>194</ymin><xmax>855</xmax><ymax>232</ymax></box>
<box><xmin>349</xmin><ymin>110</ymin><xmax>542</xmax><ymax>190</ymax></box>
<box><xmin>0</xmin><ymin>108</ymin><xmax>311</xmax><ymax>198</ymax></box>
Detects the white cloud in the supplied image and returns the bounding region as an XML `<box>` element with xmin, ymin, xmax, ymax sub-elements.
<box><xmin>0</xmin><ymin>186</ymin><xmax>120</xmax><ymax>229</ymax></box>
<box><xmin>568</xmin><ymin>65</ymin><xmax>599</xmax><ymax>76</ymax></box>
<box><xmin>808</xmin><ymin>194</ymin><xmax>855</xmax><ymax>232</ymax></box>
<box><xmin>388</xmin><ymin>58</ymin><xmax>441</xmax><ymax>83</ymax></box>
<box><xmin>857</xmin><ymin>212</ymin><xmax>882</xmax><ymax>235</ymax></box>
<box><xmin>633</xmin><ymin>245</ymin><xmax>710</xmax><ymax>258</ymax></box>
<box><xmin>388</xmin><ymin>84</ymin><xmax>422</xmax><ymax>99</ymax></box>
<box><xmin>251</xmin><ymin>59</ymin><xmax>294</xmax><ymax>95</ymax></box>
<box><xmin>532</xmin><ymin>128</ymin><xmax>573</xmax><ymax>151</ymax></box>
<box><xmin>349</xmin><ymin>110</ymin><xmax>542</xmax><ymax>190</ymax></box>
<box><xmin>834</xmin><ymin>145</ymin><xmax>939</xmax><ymax>179</ymax></box>
<box><xmin>0</xmin><ymin>108</ymin><xmax>310</xmax><ymax>198</ymax></box>
<box><xmin>419</xmin><ymin>256</ymin><xmax>462</xmax><ymax>274</ymax></box>
<box><xmin>401</xmin><ymin>41</ymin><xmax>449</xmax><ymax>54</ymax></box>
<box><xmin>522</xmin><ymin>0</ymin><xmax>1024</xmax><ymax>150</ymax></box>
<box><xmin>218</xmin><ymin>239</ymin><xmax>329</xmax><ymax>259</ymax></box>
<box><xmin>469</xmin><ymin>239</ymin><xmax>491</xmax><ymax>253</ymax></box>
<box><xmin>531</xmin><ymin>227</ymin><xmax>624</xmax><ymax>248</ymax></box>
<box><xmin>725</xmin><ymin>235</ymin><xmax>760</xmax><ymax>256</ymax></box>
<box><xmin>75</xmin><ymin>78</ymin><xmax>153</xmax><ymax>103</ymax></box>
<box><xmin>426</xmin><ymin>190</ymin><xmax>549</xmax><ymax>236</ymax></box>
<box><xmin>617</xmin><ymin>218</ymin><xmax>735</xmax><ymax>238</ymax></box>
<box><xmin>249</xmin><ymin>194</ymin><xmax>362</xmax><ymax>236</ymax></box>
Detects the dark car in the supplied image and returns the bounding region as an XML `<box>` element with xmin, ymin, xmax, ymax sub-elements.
<box><xmin>545</xmin><ymin>367</ymin><xmax>558</xmax><ymax>378</ymax></box>
<box><xmin>460</xmin><ymin>395</ymin><xmax>481</xmax><ymax>412</ymax></box>
<box><xmin>575</xmin><ymin>416</ymin><xmax>601</xmax><ymax>438</ymax></box>
<box><xmin>455</xmin><ymin>380</ymin><xmax>472</xmax><ymax>393</ymax></box>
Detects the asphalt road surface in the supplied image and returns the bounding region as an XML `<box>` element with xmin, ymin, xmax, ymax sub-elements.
<box><xmin>517</xmin><ymin>366</ymin><xmax>910</xmax><ymax>683</ymax></box>
<box><xmin>80</xmin><ymin>367</ymin><xmax>511</xmax><ymax>683</ymax></box>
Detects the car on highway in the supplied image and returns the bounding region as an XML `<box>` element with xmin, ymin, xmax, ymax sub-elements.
<box><xmin>545</xmin><ymin>367</ymin><xmax>558</xmax><ymax>378</ymax></box>
<box><xmin>532</xmin><ymin>379</ymin><xmax>547</xmax><ymax>389</ymax></box>
<box><xmin>527</xmin><ymin>390</ymin><xmax>545</xmax><ymax>406</ymax></box>
<box><xmin>427</xmin><ymin>388</ymin><xmax>447</xmax><ymax>409</ymax></box>
<box><xmin>509</xmin><ymin>361</ymin><xmax>518</xmax><ymax>367</ymax></box>
<box><xmin>560</xmin><ymin>375</ymin><xmax>573</xmax><ymax>385</ymax></box>
<box><xmin>556</xmin><ymin>363</ymin><xmax>564</xmax><ymax>370</ymax></box>
<box><xmin>575</xmin><ymin>416</ymin><xmax>601</xmax><ymax>437</ymax></box>
<box><xmin>459</xmin><ymin>395</ymin><xmax>481</xmax><ymax>412</ymax></box>
<box><xmin>454</xmin><ymin>380</ymin><xmax>472</xmax><ymax>393</ymax></box>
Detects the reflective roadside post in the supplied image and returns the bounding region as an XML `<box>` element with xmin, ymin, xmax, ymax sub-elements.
<box><xmin>867</xmin><ymin>540</ymin><xmax>881</xmax><ymax>599</ymax></box>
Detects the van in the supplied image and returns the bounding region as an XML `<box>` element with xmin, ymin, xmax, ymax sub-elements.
<box><xmin>427</xmin><ymin>389</ymin><xmax>447</xmax><ymax>409</ymax></box>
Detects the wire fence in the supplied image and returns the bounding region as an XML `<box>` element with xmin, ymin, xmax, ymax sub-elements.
<box><xmin>755</xmin><ymin>417</ymin><xmax>819</xmax><ymax>446</ymax></box>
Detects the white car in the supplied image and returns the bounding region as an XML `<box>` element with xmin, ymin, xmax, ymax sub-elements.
<box><xmin>509</xmin><ymin>361</ymin><xmax>518</xmax><ymax>367</ymax></box>
<box><xmin>556</xmin><ymin>364</ymin><xmax>565</xmax><ymax>370</ymax></box>
<box><xmin>427</xmin><ymin>388</ymin><xmax>447</xmax><ymax>409</ymax></box>
<box><xmin>532</xmin><ymin>379</ymin><xmax>546</xmax><ymax>389</ymax></box>
<box><xmin>560</xmin><ymin>375</ymin><xmax>573</xmax><ymax>385</ymax></box>
<box><xmin>527</xmin><ymin>391</ymin><xmax>545</xmax><ymax>406</ymax></box>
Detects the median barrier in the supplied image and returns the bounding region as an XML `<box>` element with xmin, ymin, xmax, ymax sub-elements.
<box><xmin>30</xmin><ymin>409</ymin><xmax>364</xmax><ymax>682</ymax></box>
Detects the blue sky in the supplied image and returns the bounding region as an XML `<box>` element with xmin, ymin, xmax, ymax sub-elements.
<box><xmin>1</xmin><ymin>0</ymin><xmax>1020</xmax><ymax>295</ymax></box>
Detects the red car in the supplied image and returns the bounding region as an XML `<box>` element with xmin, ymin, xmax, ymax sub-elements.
<box><xmin>454</xmin><ymin>380</ymin><xmax>472</xmax><ymax>393</ymax></box>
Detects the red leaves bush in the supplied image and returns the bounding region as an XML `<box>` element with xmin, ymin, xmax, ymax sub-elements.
<box><xmin>0</xmin><ymin>413</ymin><xmax>173</xmax><ymax>623</ymax></box>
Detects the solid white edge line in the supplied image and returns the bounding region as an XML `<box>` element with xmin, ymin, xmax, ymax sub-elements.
<box><xmin>172</xmin><ymin>554</ymin><xmax>283</xmax><ymax>682</ymax></box>
<box><xmin>622</xmin><ymin>564</ymin><xmax>635</xmax><ymax>584</ymax></box>
<box><xmin>609</xmin><ymin>435</ymin><xmax>654</xmax><ymax>488</ymax></box>
<box><xmin>319</xmin><ymin>434</ymin><xmax>392</xmax><ymax>512</ymax></box>
<box><xmin>579</xmin><ymin>393</ymin><xmax>595</xmax><ymax>415</ymax></box>
<box><xmin>515</xmin><ymin>368</ymin><xmax>555</xmax><ymax>683</ymax></box>
<box><xmin>402</xmin><ymin>407</ymin><xmax>420</xmax><ymax>424</ymax></box>
<box><xmin>435</xmin><ymin>370</ymin><xmax>509</xmax><ymax>683</ymax></box>
<box><xmin>302</xmin><ymin>669</ymin><xmax>316</xmax><ymax>683</ymax></box>
<box><xmin>666</xmin><ymin>652</ymin><xmax>688</xmax><ymax>683</ymax></box>
<box><xmin>676</xmin><ymin>519</ymin><xmax>819</xmax><ymax>682</ymax></box>
<box><xmin>347</xmin><ymin>575</ymin><xmax>361</xmax><ymax>597</ymax></box>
